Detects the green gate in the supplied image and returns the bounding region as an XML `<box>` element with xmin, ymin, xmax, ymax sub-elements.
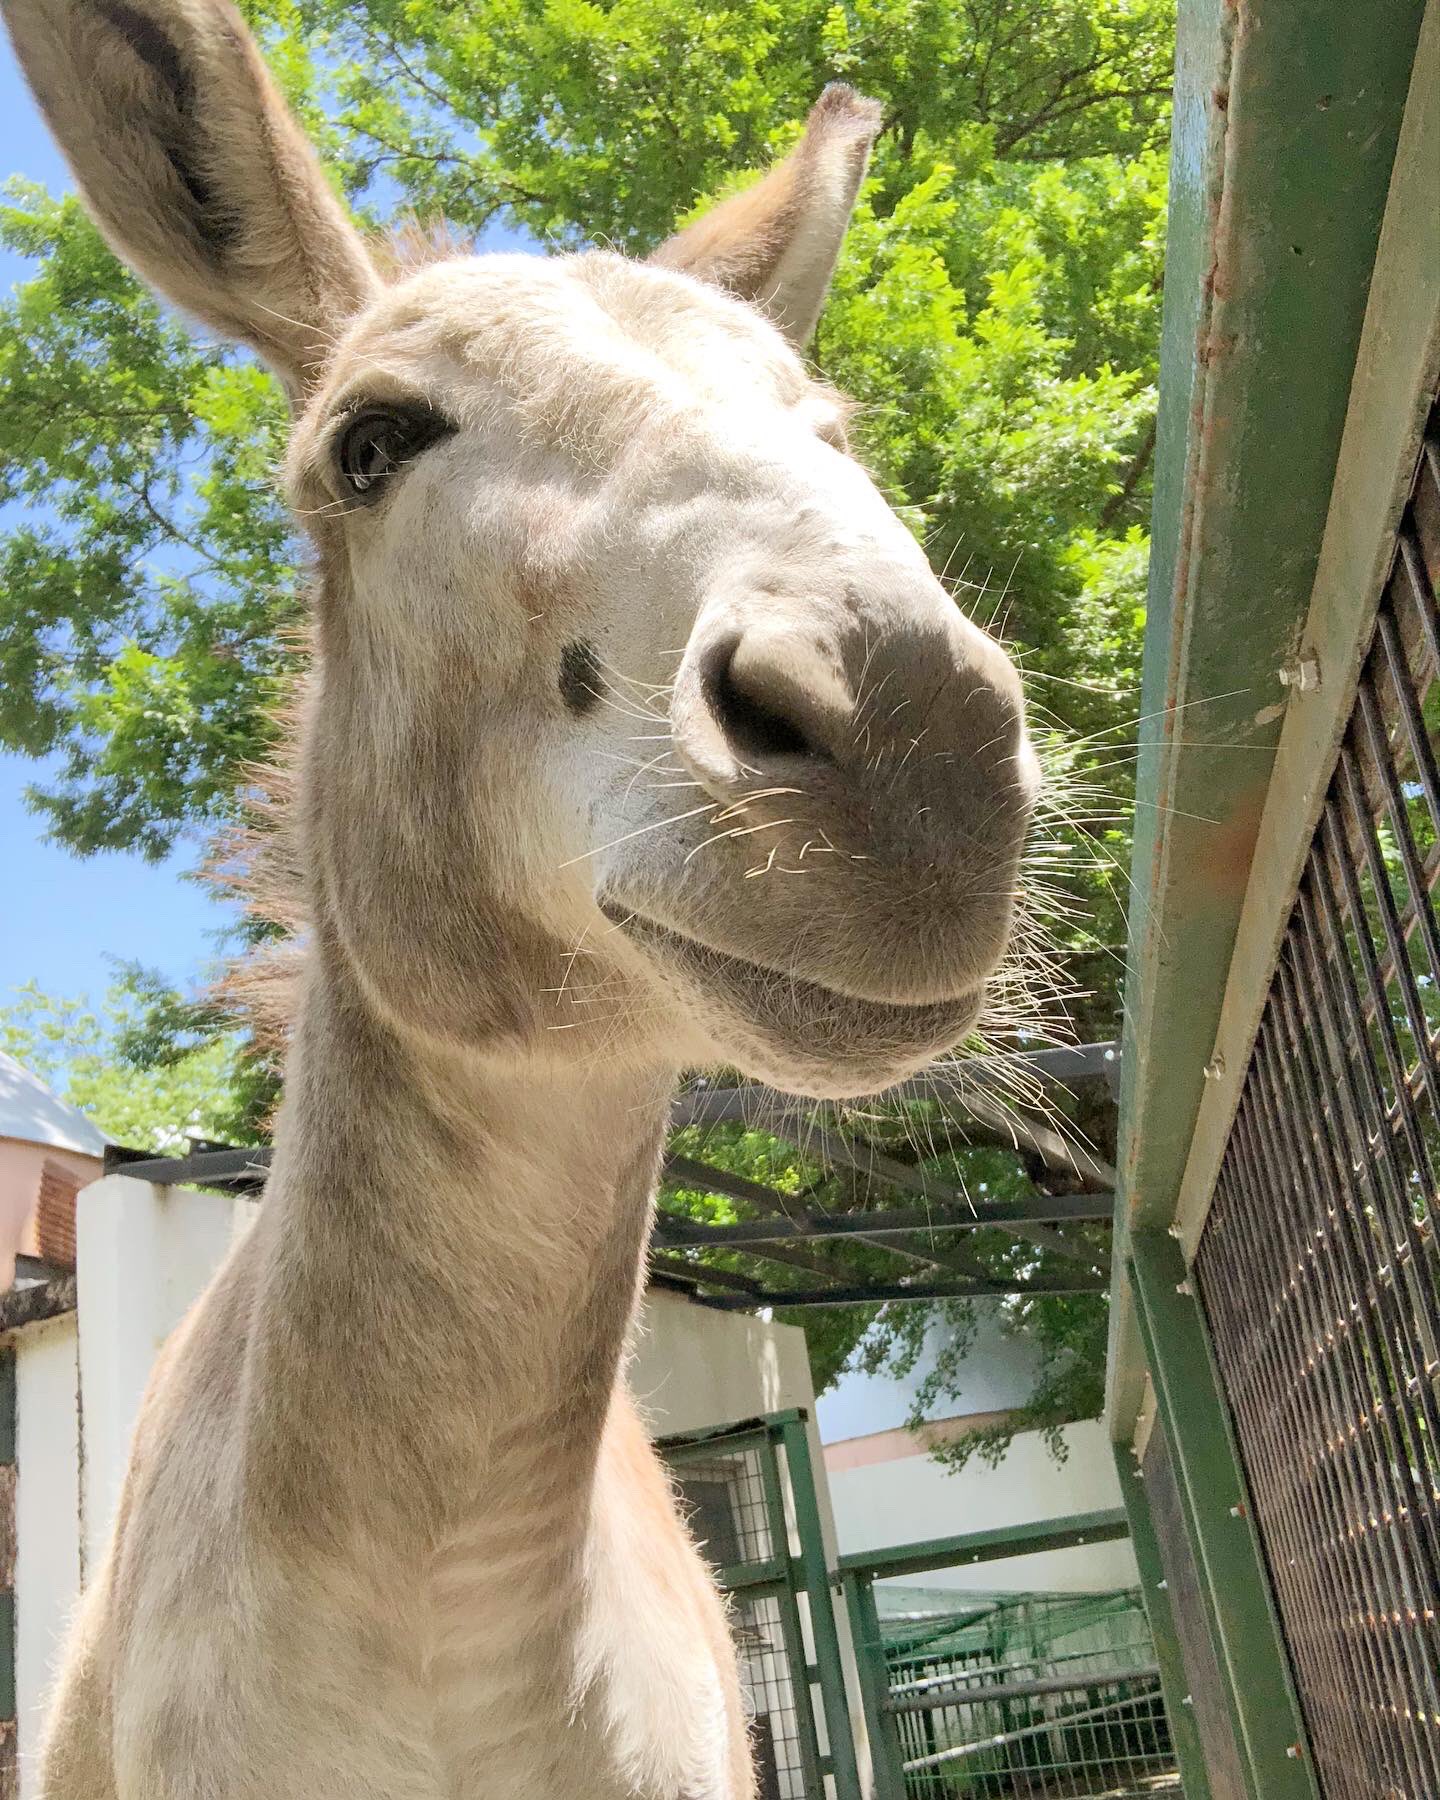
<box><xmin>839</xmin><ymin>1511</ymin><xmax>1189</xmax><ymax>1800</ymax></box>
<box><xmin>658</xmin><ymin>1409</ymin><xmax>862</xmax><ymax>1800</ymax></box>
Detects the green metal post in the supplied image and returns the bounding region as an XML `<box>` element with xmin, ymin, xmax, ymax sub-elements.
<box><xmin>778</xmin><ymin>1415</ymin><xmax>863</xmax><ymax>1800</ymax></box>
<box><xmin>754</xmin><ymin>1422</ymin><xmax>825</xmax><ymax>1794</ymax></box>
<box><xmin>1129</xmin><ymin>1232</ymin><xmax>1318</xmax><ymax>1798</ymax></box>
<box><xmin>1111</xmin><ymin>1440</ymin><xmax>1213</xmax><ymax>1800</ymax></box>
<box><xmin>837</xmin><ymin>1509</ymin><xmax>1128</xmax><ymax>1583</ymax></box>
<box><xmin>839</xmin><ymin>1570</ymin><xmax>906</xmax><ymax>1800</ymax></box>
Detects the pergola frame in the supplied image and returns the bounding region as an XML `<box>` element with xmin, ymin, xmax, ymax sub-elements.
<box><xmin>103</xmin><ymin>1041</ymin><xmax>1119</xmax><ymax>1313</ymax></box>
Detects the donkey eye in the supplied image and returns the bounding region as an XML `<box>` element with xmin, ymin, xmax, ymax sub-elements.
<box><xmin>336</xmin><ymin>407</ymin><xmax>454</xmax><ymax>501</ymax></box>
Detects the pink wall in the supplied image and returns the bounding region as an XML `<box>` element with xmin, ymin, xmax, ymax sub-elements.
<box><xmin>0</xmin><ymin>1138</ymin><xmax>103</xmax><ymax>1286</ymax></box>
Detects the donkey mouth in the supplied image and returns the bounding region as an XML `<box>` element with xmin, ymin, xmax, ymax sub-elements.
<box><xmin>600</xmin><ymin>901</ymin><xmax>983</xmax><ymax>1077</ymax></box>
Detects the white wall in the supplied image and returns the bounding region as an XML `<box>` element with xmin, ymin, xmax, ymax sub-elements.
<box><xmin>633</xmin><ymin>1287</ymin><xmax>815</xmax><ymax>1435</ymax></box>
<box><xmin>816</xmin><ymin>1303</ymin><xmax>1135</xmax><ymax>1598</ymax></box>
<box><xmin>816</xmin><ymin>1303</ymin><xmax>1040</xmax><ymax>1445</ymax></box>
<box><xmin>75</xmin><ymin>1177</ymin><xmax>257</xmax><ymax>1574</ymax></box>
<box><xmin>829</xmin><ymin>1418</ymin><xmax>1137</xmax><ymax>1596</ymax></box>
<box><xmin>14</xmin><ymin>1314</ymin><xmax>81</xmax><ymax>1799</ymax></box>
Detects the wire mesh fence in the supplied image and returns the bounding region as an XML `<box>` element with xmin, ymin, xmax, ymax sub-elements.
<box><xmin>863</xmin><ymin>1587</ymin><xmax>1182</xmax><ymax>1800</ymax></box>
<box><xmin>1195</xmin><ymin>405</ymin><xmax>1440</xmax><ymax>1799</ymax></box>
<box><xmin>667</xmin><ymin>1436</ymin><xmax>821</xmax><ymax>1799</ymax></box>
<box><xmin>661</xmin><ymin>1414</ymin><xmax>864</xmax><ymax>1800</ymax></box>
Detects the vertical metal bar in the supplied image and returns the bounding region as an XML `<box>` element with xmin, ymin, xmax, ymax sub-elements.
<box><xmin>1217</xmin><ymin>1099</ymin><xmax>1374</xmax><ymax>1797</ymax></box>
<box><xmin>1257</xmin><ymin>988</ymin><xmax>1437</xmax><ymax>1795</ymax></box>
<box><xmin>1111</xmin><ymin>1441</ymin><xmax>1214</xmax><ymax>1800</ymax></box>
<box><xmin>1198</xmin><ymin>889</ymin><xmax>1440</xmax><ymax>1793</ymax></box>
<box><xmin>1278</xmin><ymin>917</ymin><xmax>1440</xmax><ymax>1767</ymax></box>
<box><xmin>755</xmin><ymin>1426</ymin><xmax>824</xmax><ymax>1795</ymax></box>
<box><xmin>839</xmin><ymin>1571</ymin><xmax>907</xmax><ymax>1800</ymax></box>
<box><xmin>777</xmin><ymin>1416</ymin><xmax>863</xmax><ymax>1800</ymax></box>
<box><xmin>1128</xmin><ymin>1231</ymin><xmax>1320</xmax><ymax>1798</ymax></box>
<box><xmin>1354</xmin><ymin>665</ymin><xmax>1440</xmax><ymax>996</ymax></box>
<box><xmin>1304</xmin><ymin>848</ymin><xmax>1440</xmax><ymax>1485</ymax></box>
<box><xmin>1335</xmin><ymin>741</ymin><xmax>1440</xmax><ymax>1124</ymax></box>
<box><xmin>1397</xmin><ymin>527</ymin><xmax>1440</xmax><ymax>671</ymax></box>
<box><xmin>1375</xmin><ymin>599</ymin><xmax>1440</xmax><ymax>871</ymax></box>
<box><xmin>1242</xmin><ymin>1024</ymin><xmax>1433</xmax><ymax>1796</ymax></box>
<box><xmin>1282</xmin><ymin>905</ymin><xmax>1440</xmax><ymax>1586</ymax></box>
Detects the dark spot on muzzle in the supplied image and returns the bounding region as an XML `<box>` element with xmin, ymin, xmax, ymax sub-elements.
<box><xmin>559</xmin><ymin>639</ymin><xmax>602</xmax><ymax>716</ymax></box>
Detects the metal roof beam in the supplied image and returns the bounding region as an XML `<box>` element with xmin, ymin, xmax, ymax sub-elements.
<box><xmin>652</xmin><ymin>1193</ymin><xmax>1112</xmax><ymax>1250</ymax></box>
<box><xmin>697</xmin><ymin>1270</ymin><xmax>1108</xmax><ymax>1310</ymax></box>
<box><xmin>645</xmin><ymin>1253</ymin><xmax>766</xmax><ymax>1298</ymax></box>
<box><xmin>664</xmin><ymin>1152</ymin><xmax>995</xmax><ymax>1282</ymax></box>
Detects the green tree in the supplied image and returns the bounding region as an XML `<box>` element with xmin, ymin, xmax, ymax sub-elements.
<box><xmin>0</xmin><ymin>0</ymin><xmax>1174</xmax><ymax>1463</ymax></box>
<box><xmin>0</xmin><ymin>972</ymin><xmax>254</xmax><ymax>1153</ymax></box>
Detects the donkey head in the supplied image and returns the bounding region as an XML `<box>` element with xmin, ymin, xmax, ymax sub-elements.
<box><xmin>7</xmin><ymin>0</ymin><xmax>1039</xmax><ymax>1096</ymax></box>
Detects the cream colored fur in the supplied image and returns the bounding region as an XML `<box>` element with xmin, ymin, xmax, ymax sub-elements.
<box><xmin>1</xmin><ymin>3</ymin><xmax>1039</xmax><ymax>1794</ymax></box>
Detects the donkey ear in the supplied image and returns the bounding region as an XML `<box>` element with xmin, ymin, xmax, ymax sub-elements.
<box><xmin>1</xmin><ymin>0</ymin><xmax>378</xmax><ymax>393</ymax></box>
<box><xmin>651</xmin><ymin>84</ymin><xmax>883</xmax><ymax>349</ymax></box>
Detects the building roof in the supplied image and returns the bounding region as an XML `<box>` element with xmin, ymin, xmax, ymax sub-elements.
<box><xmin>0</xmin><ymin>1051</ymin><xmax>107</xmax><ymax>1156</ymax></box>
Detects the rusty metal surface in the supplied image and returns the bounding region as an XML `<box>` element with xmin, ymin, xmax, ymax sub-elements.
<box><xmin>1141</xmin><ymin>1423</ymin><xmax>1249</xmax><ymax>1800</ymax></box>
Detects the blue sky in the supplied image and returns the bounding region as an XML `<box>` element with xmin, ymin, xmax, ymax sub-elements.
<box><xmin>0</xmin><ymin>40</ymin><xmax>235</xmax><ymax>1008</ymax></box>
<box><xmin>0</xmin><ymin>37</ymin><xmax>541</xmax><ymax>1014</ymax></box>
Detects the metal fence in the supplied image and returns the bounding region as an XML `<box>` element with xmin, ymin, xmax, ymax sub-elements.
<box><xmin>882</xmin><ymin>1589</ymin><xmax>1178</xmax><ymax>1799</ymax></box>
<box><xmin>1194</xmin><ymin>411</ymin><xmax>1440</xmax><ymax>1800</ymax></box>
<box><xmin>658</xmin><ymin>1411</ymin><xmax>861</xmax><ymax>1800</ymax></box>
<box><xmin>839</xmin><ymin>1512</ymin><xmax>1184</xmax><ymax>1800</ymax></box>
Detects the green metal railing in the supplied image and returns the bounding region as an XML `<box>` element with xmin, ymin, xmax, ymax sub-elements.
<box><xmin>658</xmin><ymin>1410</ymin><xmax>861</xmax><ymax>1800</ymax></box>
<box><xmin>1105</xmin><ymin>2</ymin><xmax>1437</xmax><ymax>1795</ymax></box>
<box><xmin>839</xmin><ymin>1512</ymin><xmax>1186</xmax><ymax>1800</ymax></box>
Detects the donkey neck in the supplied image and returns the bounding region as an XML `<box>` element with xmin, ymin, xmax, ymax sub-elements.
<box><xmin>244</xmin><ymin>932</ymin><xmax>677</xmax><ymax>1525</ymax></box>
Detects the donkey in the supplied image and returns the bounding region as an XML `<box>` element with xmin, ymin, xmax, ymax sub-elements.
<box><xmin>4</xmin><ymin>1</ymin><xmax>1038</xmax><ymax>1794</ymax></box>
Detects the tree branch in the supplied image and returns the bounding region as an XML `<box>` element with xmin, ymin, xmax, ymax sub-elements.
<box><xmin>1098</xmin><ymin>416</ymin><xmax>1157</xmax><ymax>529</ymax></box>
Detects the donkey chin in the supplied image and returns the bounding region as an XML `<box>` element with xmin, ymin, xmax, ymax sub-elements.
<box><xmin>603</xmin><ymin>901</ymin><xmax>992</xmax><ymax>1098</ymax></box>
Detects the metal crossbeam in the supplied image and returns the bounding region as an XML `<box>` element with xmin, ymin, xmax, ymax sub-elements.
<box><xmin>672</xmin><ymin>1086</ymin><xmax>1112</xmax><ymax>1272</ymax></box>
<box><xmin>671</xmin><ymin>1042</ymin><xmax>1119</xmax><ymax>1128</ymax></box>
<box><xmin>885</xmin><ymin>1664</ymin><xmax>1161</xmax><ymax>1715</ymax></box>
<box><xmin>751</xmin><ymin>1116</ymin><xmax>1101</xmax><ymax>1273</ymax></box>
<box><xmin>105</xmin><ymin>1143</ymin><xmax>270</xmax><ymax>1189</ymax></box>
<box><xmin>699</xmin><ymin>1270</ymin><xmax>1108</xmax><ymax>1310</ymax></box>
<box><xmin>665</xmin><ymin>1153</ymin><xmax>997</xmax><ymax>1284</ymax></box>
<box><xmin>102</xmin><ymin>1042</ymin><xmax>1120</xmax><ymax>1310</ymax></box>
<box><xmin>652</xmin><ymin>1192</ymin><xmax>1112</xmax><ymax>1250</ymax></box>
<box><xmin>837</xmin><ymin>1508</ymin><xmax>1128</xmax><ymax>1580</ymax></box>
<box><xmin>646</xmin><ymin>1253</ymin><xmax>764</xmax><ymax>1298</ymax></box>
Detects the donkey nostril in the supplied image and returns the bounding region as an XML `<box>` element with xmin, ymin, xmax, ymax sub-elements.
<box><xmin>706</xmin><ymin>648</ymin><xmax>821</xmax><ymax>765</ymax></box>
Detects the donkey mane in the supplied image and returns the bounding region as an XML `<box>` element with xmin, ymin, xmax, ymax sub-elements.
<box><xmin>207</xmin><ymin>670</ymin><xmax>311</xmax><ymax>1058</ymax></box>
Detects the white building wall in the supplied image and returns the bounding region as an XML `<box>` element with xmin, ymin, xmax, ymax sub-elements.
<box><xmin>818</xmin><ymin>1304</ymin><xmax>1136</xmax><ymax>1595</ymax></box>
<box><xmin>74</xmin><ymin>1176</ymin><xmax>257</xmax><ymax>1574</ymax></box>
<box><xmin>828</xmin><ymin>1419</ymin><xmax>1137</xmax><ymax>1595</ymax></box>
<box><xmin>633</xmin><ymin>1286</ymin><xmax>815</xmax><ymax>1433</ymax></box>
<box><xmin>816</xmin><ymin>1307</ymin><xmax>1040</xmax><ymax>1445</ymax></box>
<box><xmin>14</xmin><ymin>1314</ymin><xmax>81</xmax><ymax>1799</ymax></box>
